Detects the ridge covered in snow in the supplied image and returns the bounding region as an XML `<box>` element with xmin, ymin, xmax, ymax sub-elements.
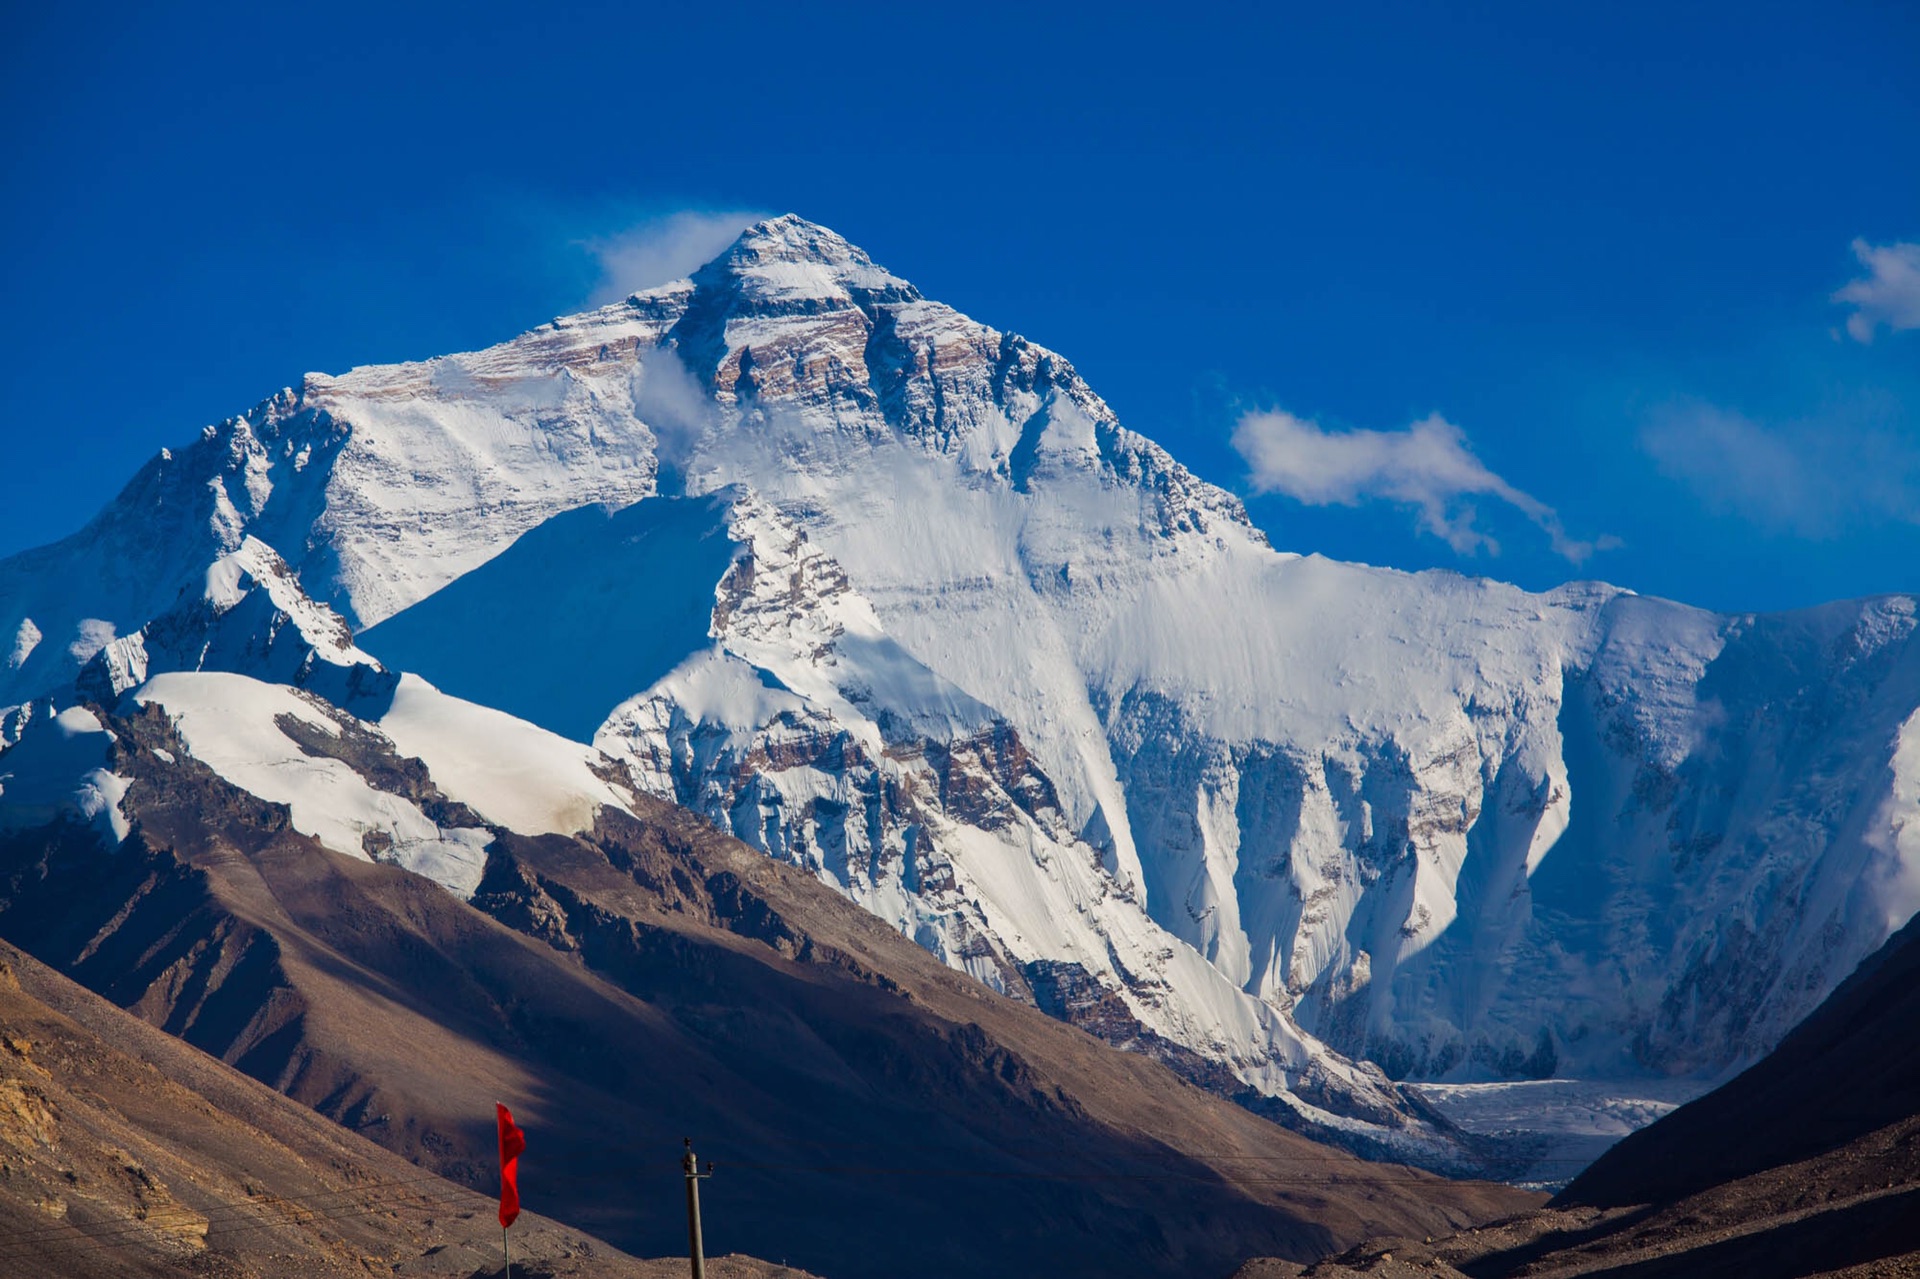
<box><xmin>6</xmin><ymin>214</ymin><xmax>1920</xmax><ymax>1167</ymax></box>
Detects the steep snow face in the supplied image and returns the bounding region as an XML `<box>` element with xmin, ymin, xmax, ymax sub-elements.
<box><xmin>0</xmin><ymin>295</ymin><xmax>682</xmax><ymax>709</ymax></box>
<box><xmin>7</xmin><ymin>214</ymin><xmax>1920</xmax><ymax>1126</ymax></box>
<box><xmin>0</xmin><ymin>704</ymin><xmax>129</xmax><ymax>843</ymax></box>
<box><xmin>76</xmin><ymin>535</ymin><xmax>389</xmax><ymax>708</ymax></box>
<box><xmin>358</xmin><ymin>498</ymin><xmax>739</xmax><ymax>742</ymax></box>
<box><xmin>1516</xmin><ymin>595</ymin><xmax>1920</xmax><ymax>1075</ymax></box>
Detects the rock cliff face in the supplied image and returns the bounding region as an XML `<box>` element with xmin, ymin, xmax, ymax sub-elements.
<box><xmin>6</xmin><ymin>215</ymin><xmax>1920</xmax><ymax>1163</ymax></box>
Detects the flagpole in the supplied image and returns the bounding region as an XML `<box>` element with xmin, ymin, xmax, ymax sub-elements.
<box><xmin>496</xmin><ymin>1101</ymin><xmax>525</xmax><ymax>1279</ymax></box>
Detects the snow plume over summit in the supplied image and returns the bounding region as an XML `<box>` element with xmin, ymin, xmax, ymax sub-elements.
<box><xmin>6</xmin><ymin>214</ymin><xmax>1920</xmax><ymax>1170</ymax></box>
<box><xmin>583</xmin><ymin>209</ymin><xmax>766</xmax><ymax>305</ymax></box>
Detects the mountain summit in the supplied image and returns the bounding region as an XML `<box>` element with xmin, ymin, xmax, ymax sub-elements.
<box><xmin>688</xmin><ymin>213</ymin><xmax>924</xmax><ymax>306</ymax></box>
<box><xmin>6</xmin><ymin>217</ymin><xmax>1920</xmax><ymax>1174</ymax></box>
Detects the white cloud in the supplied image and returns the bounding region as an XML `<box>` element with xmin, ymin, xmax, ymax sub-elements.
<box><xmin>583</xmin><ymin>210</ymin><xmax>766</xmax><ymax>306</ymax></box>
<box><xmin>1231</xmin><ymin>409</ymin><xmax>1610</xmax><ymax>562</ymax></box>
<box><xmin>630</xmin><ymin>346</ymin><xmax>716</xmax><ymax>480</ymax></box>
<box><xmin>1833</xmin><ymin>238</ymin><xmax>1920</xmax><ymax>343</ymax></box>
<box><xmin>1642</xmin><ymin>399</ymin><xmax>1920</xmax><ymax>535</ymax></box>
<box><xmin>1642</xmin><ymin>403</ymin><xmax>1822</xmax><ymax>530</ymax></box>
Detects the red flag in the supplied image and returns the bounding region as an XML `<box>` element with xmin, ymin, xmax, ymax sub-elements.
<box><xmin>496</xmin><ymin>1103</ymin><xmax>526</xmax><ymax>1229</ymax></box>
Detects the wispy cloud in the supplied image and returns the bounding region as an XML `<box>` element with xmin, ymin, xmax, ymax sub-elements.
<box><xmin>1834</xmin><ymin>238</ymin><xmax>1920</xmax><ymax>343</ymax></box>
<box><xmin>631</xmin><ymin>346</ymin><xmax>717</xmax><ymax>476</ymax></box>
<box><xmin>1642</xmin><ymin>398</ymin><xmax>1920</xmax><ymax>535</ymax></box>
<box><xmin>1641</xmin><ymin>403</ymin><xmax>1827</xmax><ymax>531</ymax></box>
<box><xmin>1231</xmin><ymin>409</ymin><xmax>1611</xmax><ymax>562</ymax></box>
<box><xmin>584</xmin><ymin>210</ymin><xmax>766</xmax><ymax>306</ymax></box>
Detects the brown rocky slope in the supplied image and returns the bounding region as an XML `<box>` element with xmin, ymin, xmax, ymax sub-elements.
<box><xmin>0</xmin><ymin>696</ymin><xmax>1530</xmax><ymax>1278</ymax></box>
<box><xmin>0</xmin><ymin>935</ymin><xmax>829</xmax><ymax>1277</ymax></box>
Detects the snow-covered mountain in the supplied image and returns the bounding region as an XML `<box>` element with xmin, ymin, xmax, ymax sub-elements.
<box><xmin>6</xmin><ymin>215</ymin><xmax>1920</xmax><ymax>1163</ymax></box>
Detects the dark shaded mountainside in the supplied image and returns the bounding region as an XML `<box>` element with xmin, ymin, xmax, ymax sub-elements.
<box><xmin>1232</xmin><ymin>912</ymin><xmax>1920</xmax><ymax>1279</ymax></box>
<box><xmin>0</xmin><ymin>937</ymin><xmax>818</xmax><ymax>1279</ymax></box>
<box><xmin>0</xmin><ymin>696</ymin><xmax>1530</xmax><ymax>1279</ymax></box>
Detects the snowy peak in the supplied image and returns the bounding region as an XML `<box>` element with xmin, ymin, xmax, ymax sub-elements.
<box><xmin>687</xmin><ymin>214</ymin><xmax>922</xmax><ymax>311</ymax></box>
<box><xmin>0</xmin><ymin>214</ymin><xmax>1255</xmax><ymax>688</ymax></box>
<box><xmin>75</xmin><ymin>534</ymin><xmax>389</xmax><ymax>708</ymax></box>
<box><xmin>664</xmin><ymin>215</ymin><xmax>930</xmax><ymax>418</ymax></box>
<box><xmin>0</xmin><ymin>399</ymin><xmax>321</xmax><ymax>706</ymax></box>
<box><xmin>657</xmin><ymin>219</ymin><xmax>1263</xmax><ymax>552</ymax></box>
<box><xmin>15</xmin><ymin>213</ymin><xmax>1920</xmax><ymax>1181</ymax></box>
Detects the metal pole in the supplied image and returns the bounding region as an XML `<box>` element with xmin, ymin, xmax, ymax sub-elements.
<box><xmin>683</xmin><ymin>1138</ymin><xmax>708</xmax><ymax>1279</ymax></box>
<box><xmin>503</xmin><ymin>1223</ymin><xmax>513</xmax><ymax>1279</ymax></box>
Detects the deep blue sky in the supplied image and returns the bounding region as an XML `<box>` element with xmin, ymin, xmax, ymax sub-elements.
<box><xmin>3</xmin><ymin>1</ymin><xmax>1915</xmax><ymax>614</ymax></box>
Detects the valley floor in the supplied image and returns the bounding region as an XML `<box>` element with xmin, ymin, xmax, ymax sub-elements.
<box><xmin>1406</xmin><ymin>1078</ymin><xmax>1709</xmax><ymax>1188</ymax></box>
<box><xmin>1233</xmin><ymin>1112</ymin><xmax>1920</xmax><ymax>1278</ymax></box>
